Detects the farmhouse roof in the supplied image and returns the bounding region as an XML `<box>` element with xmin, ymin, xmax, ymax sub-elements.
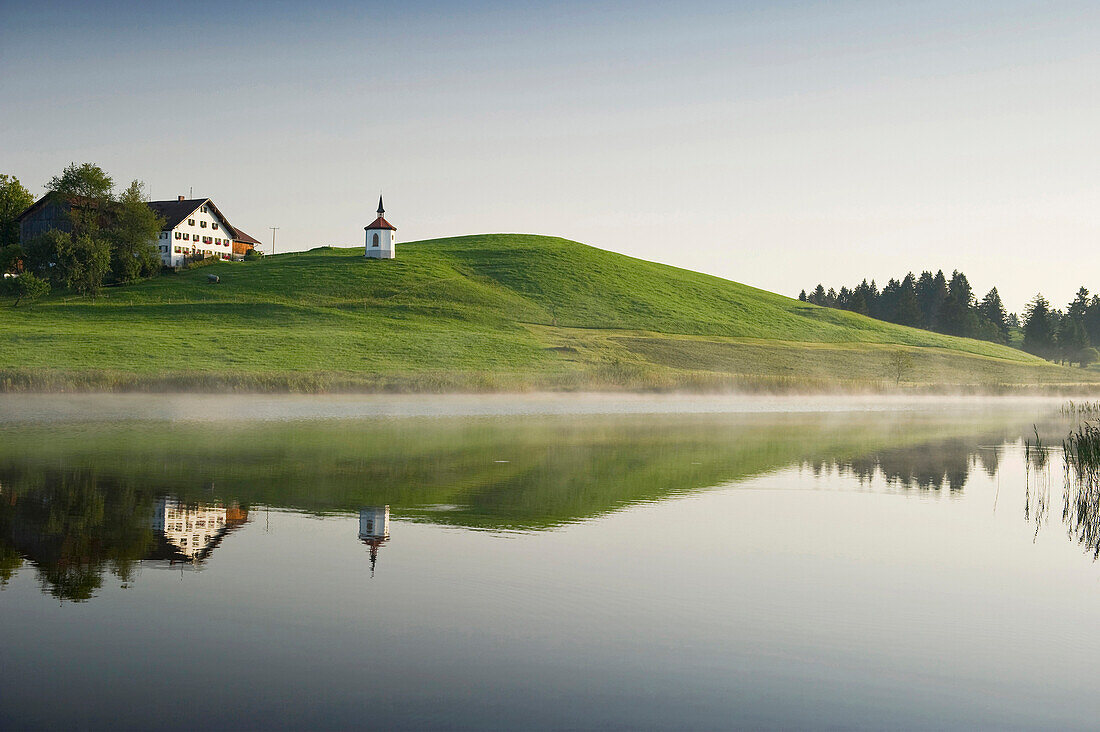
<box><xmin>365</xmin><ymin>216</ymin><xmax>396</xmax><ymax>231</ymax></box>
<box><xmin>15</xmin><ymin>192</ymin><xmax>104</xmax><ymax>221</ymax></box>
<box><xmin>18</xmin><ymin>193</ymin><xmax>260</xmax><ymax>244</ymax></box>
<box><xmin>148</xmin><ymin>198</ymin><xmax>262</xmax><ymax>245</ymax></box>
<box><xmin>146</xmin><ymin>198</ymin><xmax>218</xmax><ymax>230</ymax></box>
<box><xmin>230</xmin><ymin>228</ymin><xmax>262</xmax><ymax>245</ymax></box>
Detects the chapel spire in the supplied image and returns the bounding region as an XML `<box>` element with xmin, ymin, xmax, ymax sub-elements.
<box><xmin>377</xmin><ymin>195</ymin><xmax>385</xmax><ymax>216</ymax></box>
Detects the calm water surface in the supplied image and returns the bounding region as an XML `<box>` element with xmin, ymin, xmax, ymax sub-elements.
<box><xmin>1</xmin><ymin>395</ymin><xmax>1098</xmax><ymax>730</ymax></box>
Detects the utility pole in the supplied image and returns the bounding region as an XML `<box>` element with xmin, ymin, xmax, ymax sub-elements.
<box><xmin>269</xmin><ymin>226</ymin><xmax>279</xmax><ymax>256</ymax></box>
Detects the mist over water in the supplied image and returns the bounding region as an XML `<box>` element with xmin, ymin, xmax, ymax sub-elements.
<box><xmin>1</xmin><ymin>395</ymin><xmax>1099</xmax><ymax>729</ymax></box>
<box><xmin>0</xmin><ymin>392</ymin><xmax>1075</xmax><ymax>423</ymax></box>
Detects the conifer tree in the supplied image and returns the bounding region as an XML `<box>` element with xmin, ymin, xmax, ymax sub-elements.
<box><xmin>895</xmin><ymin>273</ymin><xmax>922</xmax><ymax>328</ymax></box>
<box><xmin>1023</xmin><ymin>295</ymin><xmax>1057</xmax><ymax>359</ymax></box>
<box><xmin>978</xmin><ymin>287</ymin><xmax>1008</xmax><ymax>343</ymax></box>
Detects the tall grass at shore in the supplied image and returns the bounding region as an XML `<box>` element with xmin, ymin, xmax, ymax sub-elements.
<box><xmin>1060</xmin><ymin>421</ymin><xmax>1100</xmax><ymax>557</ymax></box>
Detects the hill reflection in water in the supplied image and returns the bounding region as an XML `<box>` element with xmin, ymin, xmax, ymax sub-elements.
<box><xmin>0</xmin><ymin>407</ymin><xmax>1081</xmax><ymax>602</ymax></box>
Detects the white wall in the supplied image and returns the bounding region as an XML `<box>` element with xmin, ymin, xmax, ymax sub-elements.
<box><xmin>364</xmin><ymin>227</ymin><xmax>395</xmax><ymax>259</ymax></box>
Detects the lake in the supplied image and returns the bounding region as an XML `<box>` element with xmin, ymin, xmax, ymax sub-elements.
<box><xmin>1</xmin><ymin>394</ymin><xmax>1098</xmax><ymax>730</ymax></box>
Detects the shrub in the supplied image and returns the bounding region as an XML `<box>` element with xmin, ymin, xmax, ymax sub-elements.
<box><xmin>9</xmin><ymin>272</ymin><xmax>50</xmax><ymax>307</ymax></box>
<box><xmin>183</xmin><ymin>256</ymin><xmax>220</xmax><ymax>270</ymax></box>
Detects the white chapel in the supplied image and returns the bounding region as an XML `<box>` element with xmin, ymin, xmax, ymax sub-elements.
<box><xmin>364</xmin><ymin>195</ymin><xmax>396</xmax><ymax>259</ymax></box>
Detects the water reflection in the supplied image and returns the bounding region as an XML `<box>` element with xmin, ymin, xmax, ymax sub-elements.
<box><xmin>359</xmin><ymin>505</ymin><xmax>390</xmax><ymax>576</ymax></box>
<box><xmin>1043</xmin><ymin>426</ymin><xmax>1100</xmax><ymax>559</ymax></box>
<box><xmin>150</xmin><ymin>498</ymin><xmax>249</xmax><ymax>565</ymax></box>
<box><xmin>0</xmin><ymin>471</ymin><xmax>250</xmax><ymax>600</ymax></box>
<box><xmin>804</xmin><ymin>434</ymin><xmax>999</xmax><ymax>493</ymax></box>
<box><xmin>0</xmin><ymin>470</ymin><xmax>155</xmax><ymax>601</ymax></box>
<box><xmin>0</xmin><ymin>410</ymin><xmax>1093</xmax><ymax>601</ymax></box>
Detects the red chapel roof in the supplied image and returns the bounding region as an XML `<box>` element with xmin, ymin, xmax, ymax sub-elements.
<box><xmin>364</xmin><ymin>216</ymin><xmax>396</xmax><ymax>231</ymax></box>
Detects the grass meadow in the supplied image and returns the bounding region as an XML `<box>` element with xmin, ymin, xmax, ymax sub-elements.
<box><xmin>0</xmin><ymin>234</ymin><xmax>1094</xmax><ymax>392</ymax></box>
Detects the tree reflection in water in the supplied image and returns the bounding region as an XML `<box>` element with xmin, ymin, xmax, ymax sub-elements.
<box><xmin>0</xmin><ymin>469</ymin><xmax>246</xmax><ymax>602</ymax></box>
<box><xmin>804</xmin><ymin>436</ymin><xmax>994</xmax><ymax>493</ymax></box>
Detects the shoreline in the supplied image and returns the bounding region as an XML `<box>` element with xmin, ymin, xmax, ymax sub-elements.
<box><xmin>1</xmin><ymin>367</ymin><xmax>1099</xmax><ymax>396</ymax></box>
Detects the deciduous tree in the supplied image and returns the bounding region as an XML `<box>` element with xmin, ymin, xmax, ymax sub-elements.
<box><xmin>889</xmin><ymin>349</ymin><xmax>915</xmax><ymax>386</ymax></box>
<box><xmin>108</xmin><ymin>181</ymin><xmax>164</xmax><ymax>282</ymax></box>
<box><xmin>0</xmin><ymin>174</ymin><xmax>34</xmax><ymax>248</ymax></box>
<box><xmin>47</xmin><ymin>162</ymin><xmax>114</xmax><ymax>200</ymax></box>
<box><xmin>58</xmin><ymin>232</ymin><xmax>111</xmax><ymax>298</ymax></box>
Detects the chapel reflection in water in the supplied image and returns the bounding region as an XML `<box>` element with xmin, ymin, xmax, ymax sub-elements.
<box><xmin>359</xmin><ymin>505</ymin><xmax>391</xmax><ymax>576</ymax></box>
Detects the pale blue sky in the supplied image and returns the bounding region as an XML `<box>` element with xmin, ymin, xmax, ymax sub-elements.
<box><xmin>3</xmin><ymin>0</ymin><xmax>1098</xmax><ymax>311</ymax></box>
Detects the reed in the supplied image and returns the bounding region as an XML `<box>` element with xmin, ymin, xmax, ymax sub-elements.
<box><xmin>1060</xmin><ymin>400</ymin><xmax>1100</xmax><ymax>416</ymax></box>
<box><xmin>1059</xmin><ymin>421</ymin><xmax>1100</xmax><ymax>557</ymax></box>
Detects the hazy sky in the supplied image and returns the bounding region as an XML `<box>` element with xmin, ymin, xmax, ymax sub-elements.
<box><xmin>3</xmin><ymin>0</ymin><xmax>1098</xmax><ymax>312</ymax></box>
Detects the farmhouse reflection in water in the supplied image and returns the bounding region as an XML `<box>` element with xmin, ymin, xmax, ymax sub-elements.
<box><xmin>149</xmin><ymin>498</ymin><xmax>250</xmax><ymax>565</ymax></box>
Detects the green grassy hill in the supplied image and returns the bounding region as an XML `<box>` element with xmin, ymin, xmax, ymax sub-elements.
<box><xmin>0</xmin><ymin>234</ymin><xmax>1093</xmax><ymax>391</ymax></box>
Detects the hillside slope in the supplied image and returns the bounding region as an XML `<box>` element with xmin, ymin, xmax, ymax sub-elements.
<box><xmin>0</xmin><ymin>234</ymin><xmax>1092</xmax><ymax>391</ymax></box>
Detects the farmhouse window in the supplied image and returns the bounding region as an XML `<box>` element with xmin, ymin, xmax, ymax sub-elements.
<box><xmin>188</xmin><ymin>219</ymin><xmax>195</xmax><ymax>225</ymax></box>
<box><xmin>201</xmin><ymin>206</ymin><xmax>207</xmax><ymax>213</ymax></box>
<box><xmin>212</xmin><ymin>223</ymin><xmax>218</xmax><ymax>230</ymax></box>
<box><xmin>174</xmin><ymin>232</ymin><xmax>180</xmax><ymax>239</ymax></box>
<box><xmin>200</xmin><ymin>221</ymin><xmax>207</xmax><ymax>228</ymax></box>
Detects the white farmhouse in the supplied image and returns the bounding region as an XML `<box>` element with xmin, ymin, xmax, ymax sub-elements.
<box><xmin>148</xmin><ymin>196</ymin><xmax>261</xmax><ymax>267</ymax></box>
<box><xmin>364</xmin><ymin>196</ymin><xmax>396</xmax><ymax>259</ymax></box>
<box><xmin>16</xmin><ymin>193</ymin><xmax>261</xmax><ymax>267</ymax></box>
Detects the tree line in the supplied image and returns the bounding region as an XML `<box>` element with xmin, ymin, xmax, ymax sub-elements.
<box><xmin>801</xmin><ymin>272</ymin><xmax>1100</xmax><ymax>366</ymax></box>
<box><xmin>1020</xmin><ymin>289</ymin><xmax>1098</xmax><ymax>367</ymax></box>
<box><xmin>0</xmin><ymin>163</ymin><xmax>164</xmax><ymax>304</ymax></box>
<box><xmin>800</xmin><ymin>270</ymin><xmax>1010</xmax><ymax>342</ymax></box>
